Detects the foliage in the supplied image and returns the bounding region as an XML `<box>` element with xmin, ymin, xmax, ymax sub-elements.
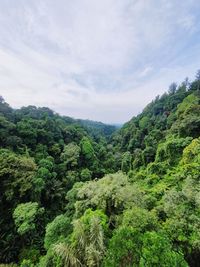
<box><xmin>52</xmin><ymin>209</ymin><xmax>108</xmax><ymax>267</ymax></box>
<box><xmin>1</xmin><ymin>74</ymin><xmax>200</xmax><ymax>266</ymax></box>
<box><xmin>74</xmin><ymin>172</ymin><xmax>145</xmax><ymax>218</ymax></box>
<box><xmin>13</xmin><ymin>202</ymin><xmax>44</xmax><ymax>235</ymax></box>
<box><xmin>139</xmin><ymin>231</ymin><xmax>188</xmax><ymax>267</ymax></box>
<box><xmin>44</xmin><ymin>215</ymin><xmax>72</xmax><ymax>250</ymax></box>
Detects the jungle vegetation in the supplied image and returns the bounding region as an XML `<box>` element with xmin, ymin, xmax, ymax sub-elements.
<box><xmin>1</xmin><ymin>71</ymin><xmax>200</xmax><ymax>266</ymax></box>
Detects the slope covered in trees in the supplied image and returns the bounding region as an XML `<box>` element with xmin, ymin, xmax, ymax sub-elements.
<box><xmin>0</xmin><ymin>100</ymin><xmax>119</xmax><ymax>264</ymax></box>
<box><xmin>0</xmin><ymin>72</ymin><xmax>200</xmax><ymax>267</ymax></box>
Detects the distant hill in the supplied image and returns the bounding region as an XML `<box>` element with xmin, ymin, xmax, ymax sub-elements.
<box><xmin>76</xmin><ymin>119</ymin><xmax>117</xmax><ymax>140</ymax></box>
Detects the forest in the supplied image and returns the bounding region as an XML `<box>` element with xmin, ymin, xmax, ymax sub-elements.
<box><xmin>1</xmin><ymin>71</ymin><xmax>200</xmax><ymax>267</ymax></box>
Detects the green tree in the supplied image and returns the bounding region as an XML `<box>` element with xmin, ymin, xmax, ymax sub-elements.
<box><xmin>13</xmin><ymin>202</ymin><xmax>44</xmax><ymax>235</ymax></box>
<box><xmin>80</xmin><ymin>137</ymin><xmax>95</xmax><ymax>162</ymax></box>
<box><xmin>61</xmin><ymin>143</ymin><xmax>80</xmax><ymax>169</ymax></box>
<box><xmin>104</xmin><ymin>227</ymin><xmax>142</xmax><ymax>267</ymax></box>
<box><xmin>121</xmin><ymin>152</ymin><xmax>132</xmax><ymax>173</ymax></box>
<box><xmin>139</xmin><ymin>231</ymin><xmax>188</xmax><ymax>267</ymax></box>
<box><xmin>44</xmin><ymin>214</ymin><xmax>72</xmax><ymax>250</ymax></box>
<box><xmin>53</xmin><ymin>209</ymin><xmax>108</xmax><ymax>267</ymax></box>
<box><xmin>80</xmin><ymin>168</ymin><xmax>92</xmax><ymax>181</ymax></box>
<box><xmin>74</xmin><ymin>172</ymin><xmax>145</xmax><ymax>218</ymax></box>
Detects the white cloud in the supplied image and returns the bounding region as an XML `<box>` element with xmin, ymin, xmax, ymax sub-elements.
<box><xmin>0</xmin><ymin>0</ymin><xmax>200</xmax><ymax>123</ymax></box>
<box><xmin>139</xmin><ymin>66</ymin><xmax>153</xmax><ymax>78</ymax></box>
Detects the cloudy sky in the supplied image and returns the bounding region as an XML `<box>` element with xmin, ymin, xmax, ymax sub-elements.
<box><xmin>0</xmin><ymin>0</ymin><xmax>200</xmax><ymax>123</ymax></box>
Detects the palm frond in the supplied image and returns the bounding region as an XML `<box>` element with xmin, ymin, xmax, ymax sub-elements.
<box><xmin>54</xmin><ymin>243</ymin><xmax>82</xmax><ymax>267</ymax></box>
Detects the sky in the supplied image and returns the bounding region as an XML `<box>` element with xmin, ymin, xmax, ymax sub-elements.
<box><xmin>0</xmin><ymin>0</ymin><xmax>200</xmax><ymax>124</ymax></box>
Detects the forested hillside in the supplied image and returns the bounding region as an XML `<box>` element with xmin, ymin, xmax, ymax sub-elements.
<box><xmin>1</xmin><ymin>72</ymin><xmax>200</xmax><ymax>267</ymax></box>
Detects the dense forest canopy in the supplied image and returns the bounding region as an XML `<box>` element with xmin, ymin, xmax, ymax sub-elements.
<box><xmin>1</xmin><ymin>71</ymin><xmax>200</xmax><ymax>266</ymax></box>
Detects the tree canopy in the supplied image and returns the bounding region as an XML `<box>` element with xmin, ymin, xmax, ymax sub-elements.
<box><xmin>1</xmin><ymin>73</ymin><xmax>200</xmax><ymax>266</ymax></box>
